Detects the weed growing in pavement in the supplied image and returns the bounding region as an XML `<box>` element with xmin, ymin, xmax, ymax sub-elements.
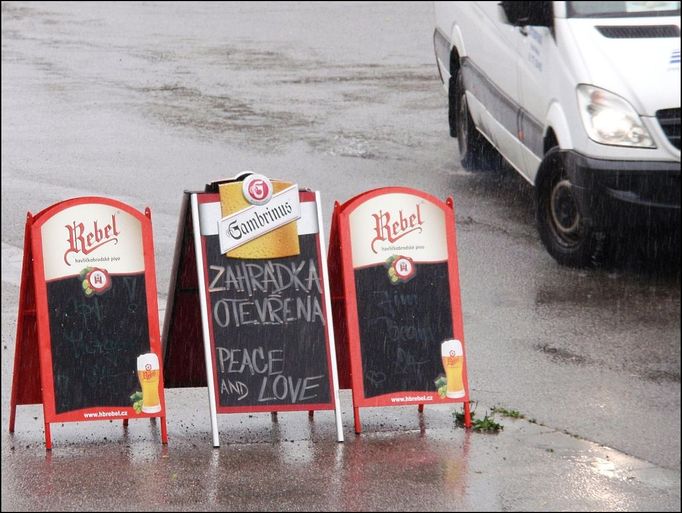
<box><xmin>453</xmin><ymin>401</ymin><xmax>504</xmax><ymax>433</ymax></box>
<box><xmin>491</xmin><ymin>406</ymin><xmax>524</xmax><ymax>419</ymax></box>
<box><xmin>471</xmin><ymin>413</ymin><xmax>504</xmax><ymax>433</ymax></box>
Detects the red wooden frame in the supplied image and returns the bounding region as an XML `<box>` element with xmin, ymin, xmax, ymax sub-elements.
<box><xmin>9</xmin><ymin>197</ymin><xmax>168</xmax><ymax>449</ymax></box>
<box><xmin>330</xmin><ymin>187</ymin><xmax>472</xmax><ymax>433</ymax></box>
<box><xmin>196</xmin><ymin>191</ymin><xmax>338</xmax><ymax>415</ymax></box>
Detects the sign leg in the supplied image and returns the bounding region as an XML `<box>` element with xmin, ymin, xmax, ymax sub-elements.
<box><xmin>464</xmin><ymin>400</ymin><xmax>472</xmax><ymax>428</ymax></box>
<box><xmin>308</xmin><ymin>410</ymin><xmax>314</xmax><ymax>419</ymax></box>
<box><xmin>9</xmin><ymin>404</ymin><xmax>17</xmax><ymax>433</ymax></box>
<box><xmin>418</xmin><ymin>404</ymin><xmax>424</xmax><ymax>413</ymax></box>
<box><xmin>44</xmin><ymin>421</ymin><xmax>52</xmax><ymax>450</ymax></box>
<box><xmin>160</xmin><ymin>416</ymin><xmax>168</xmax><ymax>444</ymax></box>
<box><xmin>123</xmin><ymin>419</ymin><xmax>128</xmax><ymax>427</ymax></box>
<box><xmin>10</xmin><ymin>217</ymin><xmax>31</xmax><ymax>434</ymax></box>
<box><xmin>353</xmin><ymin>407</ymin><xmax>361</xmax><ymax>434</ymax></box>
<box><xmin>9</xmin><ymin>326</ymin><xmax>22</xmax><ymax>432</ymax></box>
<box><xmin>271</xmin><ymin>412</ymin><xmax>278</xmax><ymax>423</ymax></box>
<box><xmin>315</xmin><ymin>193</ymin><xmax>344</xmax><ymax>443</ymax></box>
<box><xmin>191</xmin><ymin>194</ymin><xmax>220</xmax><ymax>449</ymax></box>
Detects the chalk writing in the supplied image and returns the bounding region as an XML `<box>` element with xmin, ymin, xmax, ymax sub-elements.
<box><xmin>205</xmin><ymin>232</ymin><xmax>332</xmax><ymax>408</ymax></box>
<box><xmin>369</xmin><ymin>316</ymin><xmax>434</xmax><ymax>344</ymax></box>
<box><xmin>213</xmin><ymin>296</ymin><xmax>324</xmax><ymax>327</ymax></box>
<box><xmin>208</xmin><ymin>260</ymin><xmax>321</xmax><ymax>296</ymax></box>
<box><xmin>216</xmin><ymin>347</ymin><xmax>323</xmax><ymax>403</ymax></box>
<box><xmin>355</xmin><ymin>261</ymin><xmax>453</xmax><ymax>398</ymax></box>
<box><xmin>257</xmin><ymin>374</ymin><xmax>324</xmax><ymax>403</ymax></box>
<box><xmin>217</xmin><ymin>347</ymin><xmax>284</xmax><ymax>376</ymax></box>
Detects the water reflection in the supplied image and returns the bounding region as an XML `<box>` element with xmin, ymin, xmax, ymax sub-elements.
<box><xmin>338</xmin><ymin>429</ymin><xmax>472</xmax><ymax>510</ymax></box>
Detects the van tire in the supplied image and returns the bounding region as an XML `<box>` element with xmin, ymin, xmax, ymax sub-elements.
<box><xmin>454</xmin><ymin>69</ymin><xmax>501</xmax><ymax>170</ymax></box>
<box><xmin>536</xmin><ymin>148</ymin><xmax>604</xmax><ymax>267</ymax></box>
<box><xmin>448</xmin><ymin>75</ymin><xmax>458</xmax><ymax>137</ymax></box>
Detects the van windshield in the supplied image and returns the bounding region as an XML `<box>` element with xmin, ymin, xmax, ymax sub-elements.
<box><xmin>567</xmin><ymin>1</ymin><xmax>681</xmax><ymax>17</ymax></box>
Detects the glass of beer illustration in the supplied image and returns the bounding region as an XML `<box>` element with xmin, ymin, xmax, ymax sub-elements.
<box><xmin>441</xmin><ymin>339</ymin><xmax>465</xmax><ymax>398</ymax></box>
<box><xmin>137</xmin><ymin>353</ymin><xmax>161</xmax><ymax>413</ymax></box>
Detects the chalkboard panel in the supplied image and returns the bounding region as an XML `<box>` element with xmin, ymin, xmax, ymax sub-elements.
<box><xmin>205</xmin><ymin>233</ymin><xmax>331</xmax><ymax>408</ymax></box>
<box><xmin>354</xmin><ymin>262</ymin><xmax>452</xmax><ymax>398</ymax></box>
<box><xmin>47</xmin><ymin>274</ymin><xmax>149</xmax><ymax>413</ymax></box>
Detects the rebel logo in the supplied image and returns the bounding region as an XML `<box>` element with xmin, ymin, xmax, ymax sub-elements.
<box><xmin>80</xmin><ymin>266</ymin><xmax>112</xmax><ymax>297</ymax></box>
<box><xmin>386</xmin><ymin>255</ymin><xmax>416</xmax><ymax>284</ymax></box>
<box><xmin>371</xmin><ymin>204</ymin><xmax>424</xmax><ymax>253</ymax></box>
<box><xmin>242</xmin><ymin>174</ymin><xmax>273</xmax><ymax>205</ymax></box>
<box><xmin>392</xmin><ymin>256</ymin><xmax>415</xmax><ymax>280</ymax></box>
<box><xmin>64</xmin><ymin>214</ymin><xmax>120</xmax><ymax>265</ymax></box>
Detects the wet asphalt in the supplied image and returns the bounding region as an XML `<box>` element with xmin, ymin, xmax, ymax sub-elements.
<box><xmin>1</xmin><ymin>2</ymin><xmax>680</xmax><ymax>511</ymax></box>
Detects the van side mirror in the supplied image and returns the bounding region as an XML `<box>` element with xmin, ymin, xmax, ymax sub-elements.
<box><xmin>499</xmin><ymin>1</ymin><xmax>552</xmax><ymax>27</ymax></box>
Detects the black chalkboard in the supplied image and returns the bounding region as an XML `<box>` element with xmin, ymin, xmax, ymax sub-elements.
<box><xmin>354</xmin><ymin>262</ymin><xmax>453</xmax><ymax>398</ymax></box>
<box><xmin>205</xmin><ymin>233</ymin><xmax>332</xmax><ymax>408</ymax></box>
<box><xmin>47</xmin><ymin>274</ymin><xmax>150</xmax><ymax>414</ymax></box>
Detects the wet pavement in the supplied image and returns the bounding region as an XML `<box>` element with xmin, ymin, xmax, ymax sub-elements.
<box><xmin>3</xmin><ymin>386</ymin><xmax>680</xmax><ymax>511</ymax></box>
<box><xmin>2</xmin><ymin>2</ymin><xmax>680</xmax><ymax>511</ymax></box>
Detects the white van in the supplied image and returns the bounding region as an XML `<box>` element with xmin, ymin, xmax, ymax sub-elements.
<box><xmin>434</xmin><ymin>1</ymin><xmax>680</xmax><ymax>266</ymax></box>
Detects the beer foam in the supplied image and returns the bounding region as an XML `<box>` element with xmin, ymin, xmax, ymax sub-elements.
<box><xmin>137</xmin><ymin>352</ymin><xmax>159</xmax><ymax>371</ymax></box>
<box><xmin>441</xmin><ymin>339</ymin><xmax>462</xmax><ymax>357</ymax></box>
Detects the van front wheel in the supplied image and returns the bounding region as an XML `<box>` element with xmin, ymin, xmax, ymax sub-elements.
<box><xmin>536</xmin><ymin>148</ymin><xmax>604</xmax><ymax>267</ymax></box>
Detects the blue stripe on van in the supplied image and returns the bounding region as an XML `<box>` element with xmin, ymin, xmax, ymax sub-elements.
<box><xmin>461</xmin><ymin>58</ymin><xmax>544</xmax><ymax>158</ymax></box>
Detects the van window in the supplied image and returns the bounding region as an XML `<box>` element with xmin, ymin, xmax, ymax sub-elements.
<box><xmin>567</xmin><ymin>1</ymin><xmax>680</xmax><ymax>17</ymax></box>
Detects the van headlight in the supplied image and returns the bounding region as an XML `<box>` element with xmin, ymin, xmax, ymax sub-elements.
<box><xmin>577</xmin><ymin>85</ymin><xmax>655</xmax><ymax>148</ymax></box>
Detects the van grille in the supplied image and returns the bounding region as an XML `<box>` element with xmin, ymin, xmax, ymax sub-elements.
<box><xmin>596</xmin><ymin>25</ymin><xmax>680</xmax><ymax>38</ymax></box>
<box><xmin>657</xmin><ymin>108</ymin><xmax>681</xmax><ymax>150</ymax></box>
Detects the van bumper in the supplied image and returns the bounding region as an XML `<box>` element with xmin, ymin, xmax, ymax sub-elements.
<box><xmin>563</xmin><ymin>151</ymin><xmax>681</xmax><ymax>226</ymax></box>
